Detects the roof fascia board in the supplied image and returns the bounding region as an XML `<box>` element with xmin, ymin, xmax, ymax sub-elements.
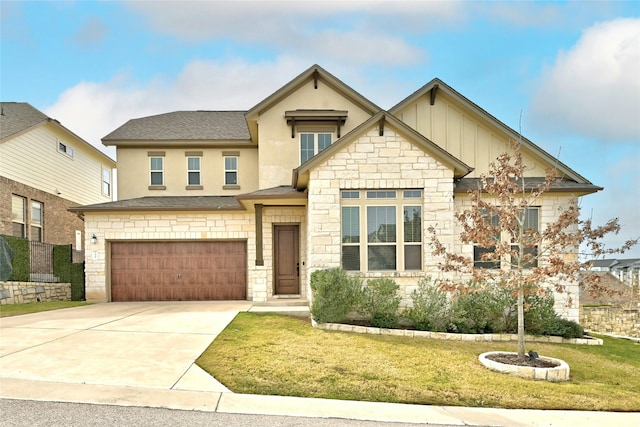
<box><xmin>103</xmin><ymin>139</ymin><xmax>255</xmax><ymax>148</ymax></box>
<box><xmin>390</xmin><ymin>79</ymin><xmax>592</xmax><ymax>185</ymax></box>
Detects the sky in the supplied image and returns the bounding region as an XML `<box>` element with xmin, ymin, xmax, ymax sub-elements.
<box><xmin>1</xmin><ymin>0</ymin><xmax>639</xmax><ymax>257</ymax></box>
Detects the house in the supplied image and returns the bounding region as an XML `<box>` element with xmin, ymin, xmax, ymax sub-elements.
<box><xmin>70</xmin><ymin>65</ymin><xmax>601</xmax><ymax>321</ymax></box>
<box><xmin>0</xmin><ymin>102</ymin><xmax>116</xmax><ymax>249</ymax></box>
<box><xmin>589</xmin><ymin>258</ymin><xmax>640</xmax><ymax>288</ymax></box>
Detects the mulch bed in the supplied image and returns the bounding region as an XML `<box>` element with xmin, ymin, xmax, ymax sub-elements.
<box><xmin>486</xmin><ymin>353</ymin><xmax>559</xmax><ymax>368</ymax></box>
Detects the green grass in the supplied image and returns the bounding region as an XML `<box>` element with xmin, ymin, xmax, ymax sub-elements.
<box><xmin>0</xmin><ymin>301</ymin><xmax>93</xmax><ymax>317</ymax></box>
<box><xmin>197</xmin><ymin>312</ymin><xmax>640</xmax><ymax>411</ymax></box>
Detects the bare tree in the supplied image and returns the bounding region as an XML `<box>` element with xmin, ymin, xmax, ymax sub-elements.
<box><xmin>429</xmin><ymin>142</ymin><xmax>637</xmax><ymax>359</ymax></box>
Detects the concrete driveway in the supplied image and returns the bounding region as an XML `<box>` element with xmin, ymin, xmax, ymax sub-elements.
<box><xmin>0</xmin><ymin>301</ymin><xmax>251</xmax><ymax>391</ymax></box>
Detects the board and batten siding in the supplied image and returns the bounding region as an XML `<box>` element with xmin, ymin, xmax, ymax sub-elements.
<box><xmin>395</xmin><ymin>91</ymin><xmax>545</xmax><ymax>178</ymax></box>
<box><xmin>0</xmin><ymin>124</ymin><xmax>114</xmax><ymax>205</ymax></box>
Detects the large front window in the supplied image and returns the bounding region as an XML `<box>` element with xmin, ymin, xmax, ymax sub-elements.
<box><xmin>341</xmin><ymin>190</ymin><xmax>422</xmax><ymax>272</ymax></box>
<box><xmin>11</xmin><ymin>195</ymin><xmax>26</xmax><ymax>238</ymax></box>
<box><xmin>300</xmin><ymin>133</ymin><xmax>332</xmax><ymax>164</ymax></box>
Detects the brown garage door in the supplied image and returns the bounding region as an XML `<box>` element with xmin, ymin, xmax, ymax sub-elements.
<box><xmin>110</xmin><ymin>241</ymin><xmax>247</xmax><ymax>301</ymax></box>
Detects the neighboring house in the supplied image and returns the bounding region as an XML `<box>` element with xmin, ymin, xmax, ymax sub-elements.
<box><xmin>590</xmin><ymin>258</ymin><xmax>640</xmax><ymax>288</ymax></box>
<box><xmin>71</xmin><ymin>65</ymin><xmax>601</xmax><ymax>321</ymax></box>
<box><xmin>0</xmin><ymin>102</ymin><xmax>116</xmax><ymax>249</ymax></box>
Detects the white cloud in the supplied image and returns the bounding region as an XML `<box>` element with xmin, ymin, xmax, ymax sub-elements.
<box><xmin>529</xmin><ymin>18</ymin><xmax>640</xmax><ymax>143</ymax></box>
<box><xmin>43</xmin><ymin>57</ymin><xmax>320</xmax><ymax>157</ymax></box>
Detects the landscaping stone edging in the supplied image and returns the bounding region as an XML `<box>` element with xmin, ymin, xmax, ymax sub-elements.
<box><xmin>479</xmin><ymin>351</ymin><xmax>570</xmax><ymax>382</ymax></box>
<box><xmin>311</xmin><ymin>320</ymin><xmax>603</xmax><ymax>345</ymax></box>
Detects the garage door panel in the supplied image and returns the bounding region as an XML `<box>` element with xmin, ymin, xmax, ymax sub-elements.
<box><xmin>110</xmin><ymin>241</ymin><xmax>247</xmax><ymax>302</ymax></box>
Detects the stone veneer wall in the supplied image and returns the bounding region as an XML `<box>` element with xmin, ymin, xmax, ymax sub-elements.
<box><xmin>0</xmin><ymin>281</ymin><xmax>71</xmax><ymax>304</ymax></box>
<box><xmin>580</xmin><ymin>306</ymin><xmax>640</xmax><ymax>338</ymax></box>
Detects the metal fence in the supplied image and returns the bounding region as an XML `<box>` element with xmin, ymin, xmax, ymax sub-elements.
<box><xmin>28</xmin><ymin>241</ymin><xmax>84</xmax><ymax>283</ymax></box>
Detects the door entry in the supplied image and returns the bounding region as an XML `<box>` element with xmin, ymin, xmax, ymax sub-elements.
<box><xmin>274</xmin><ymin>225</ymin><xmax>300</xmax><ymax>295</ymax></box>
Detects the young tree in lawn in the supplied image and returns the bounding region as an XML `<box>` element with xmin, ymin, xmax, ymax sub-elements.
<box><xmin>429</xmin><ymin>141</ymin><xmax>637</xmax><ymax>359</ymax></box>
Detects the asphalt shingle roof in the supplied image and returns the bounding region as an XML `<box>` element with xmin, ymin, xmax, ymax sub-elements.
<box><xmin>102</xmin><ymin>111</ymin><xmax>250</xmax><ymax>141</ymax></box>
<box><xmin>70</xmin><ymin>196</ymin><xmax>243</xmax><ymax>212</ymax></box>
<box><xmin>454</xmin><ymin>177</ymin><xmax>603</xmax><ymax>193</ymax></box>
<box><xmin>0</xmin><ymin>102</ymin><xmax>49</xmax><ymax>140</ymax></box>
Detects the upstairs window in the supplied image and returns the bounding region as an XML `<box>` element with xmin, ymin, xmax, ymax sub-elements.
<box><xmin>150</xmin><ymin>157</ymin><xmax>164</xmax><ymax>186</ymax></box>
<box><xmin>58</xmin><ymin>141</ymin><xmax>74</xmax><ymax>158</ymax></box>
<box><xmin>224</xmin><ymin>156</ymin><xmax>238</xmax><ymax>186</ymax></box>
<box><xmin>187</xmin><ymin>157</ymin><xmax>201</xmax><ymax>186</ymax></box>
<box><xmin>300</xmin><ymin>132</ymin><xmax>332</xmax><ymax>164</ymax></box>
<box><xmin>102</xmin><ymin>168</ymin><xmax>111</xmax><ymax>196</ymax></box>
<box><xmin>11</xmin><ymin>195</ymin><xmax>26</xmax><ymax>238</ymax></box>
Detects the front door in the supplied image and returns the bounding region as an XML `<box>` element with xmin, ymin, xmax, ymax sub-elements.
<box><xmin>274</xmin><ymin>225</ymin><xmax>300</xmax><ymax>295</ymax></box>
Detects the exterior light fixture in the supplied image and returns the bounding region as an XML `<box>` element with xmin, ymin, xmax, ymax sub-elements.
<box><xmin>90</xmin><ymin>234</ymin><xmax>97</xmax><ymax>244</ymax></box>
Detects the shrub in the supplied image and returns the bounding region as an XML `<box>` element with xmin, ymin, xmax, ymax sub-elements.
<box><xmin>522</xmin><ymin>291</ymin><xmax>557</xmax><ymax>336</ymax></box>
<box><xmin>450</xmin><ymin>282</ymin><xmax>508</xmax><ymax>334</ymax></box>
<box><xmin>406</xmin><ymin>277</ymin><xmax>451</xmax><ymax>331</ymax></box>
<box><xmin>310</xmin><ymin>268</ymin><xmax>362</xmax><ymax>323</ymax></box>
<box><xmin>70</xmin><ymin>263</ymin><xmax>85</xmax><ymax>301</ymax></box>
<box><xmin>53</xmin><ymin>245</ymin><xmax>72</xmax><ymax>283</ymax></box>
<box><xmin>548</xmin><ymin>318</ymin><xmax>585</xmax><ymax>339</ymax></box>
<box><xmin>359</xmin><ymin>278</ymin><xmax>401</xmax><ymax>328</ymax></box>
<box><xmin>2</xmin><ymin>235</ymin><xmax>29</xmax><ymax>281</ymax></box>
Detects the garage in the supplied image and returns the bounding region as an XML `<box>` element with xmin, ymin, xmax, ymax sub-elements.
<box><xmin>110</xmin><ymin>241</ymin><xmax>247</xmax><ymax>301</ymax></box>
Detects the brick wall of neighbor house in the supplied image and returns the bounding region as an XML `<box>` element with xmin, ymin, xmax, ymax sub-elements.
<box><xmin>306</xmin><ymin>128</ymin><xmax>456</xmax><ymax>307</ymax></box>
<box><xmin>84</xmin><ymin>209</ymin><xmax>306</xmax><ymax>302</ymax></box>
<box><xmin>580</xmin><ymin>306</ymin><xmax>640</xmax><ymax>338</ymax></box>
<box><xmin>0</xmin><ymin>176</ymin><xmax>84</xmax><ymax>247</ymax></box>
<box><xmin>0</xmin><ymin>281</ymin><xmax>72</xmax><ymax>304</ymax></box>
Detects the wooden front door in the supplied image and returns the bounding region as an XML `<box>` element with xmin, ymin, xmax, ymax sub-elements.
<box><xmin>273</xmin><ymin>225</ymin><xmax>300</xmax><ymax>295</ymax></box>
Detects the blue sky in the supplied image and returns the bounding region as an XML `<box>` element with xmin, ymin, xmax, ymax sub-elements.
<box><xmin>1</xmin><ymin>0</ymin><xmax>639</xmax><ymax>257</ymax></box>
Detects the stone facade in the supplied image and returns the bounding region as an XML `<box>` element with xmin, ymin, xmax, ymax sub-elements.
<box><xmin>0</xmin><ymin>281</ymin><xmax>71</xmax><ymax>304</ymax></box>
<box><xmin>0</xmin><ymin>176</ymin><xmax>84</xmax><ymax>248</ymax></box>
<box><xmin>580</xmin><ymin>306</ymin><xmax>640</xmax><ymax>338</ymax></box>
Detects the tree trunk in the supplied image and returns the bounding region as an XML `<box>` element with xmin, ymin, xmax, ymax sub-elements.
<box><xmin>517</xmin><ymin>286</ymin><xmax>525</xmax><ymax>359</ymax></box>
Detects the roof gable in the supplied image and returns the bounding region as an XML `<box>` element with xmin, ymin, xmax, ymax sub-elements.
<box><xmin>294</xmin><ymin>110</ymin><xmax>473</xmax><ymax>190</ymax></box>
<box><xmin>0</xmin><ymin>102</ymin><xmax>49</xmax><ymax>140</ymax></box>
<box><xmin>390</xmin><ymin>79</ymin><xmax>594</xmax><ymax>185</ymax></box>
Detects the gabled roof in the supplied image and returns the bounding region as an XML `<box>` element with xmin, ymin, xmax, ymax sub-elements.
<box><xmin>102</xmin><ymin>111</ymin><xmax>251</xmax><ymax>145</ymax></box>
<box><xmin>0</xmin><ymin>102</ymin><xmax>48</xmax><ymax>139</ymax></box>
<box><xmin>0</xmin><ymin>102</ymin><xmax>115</xmax><ymax>166</ymax></box>
<box><xmin>245</xmin><ymin>64</ymin><xmax>382</xmax><ymax>142</ymax></box>
<box><xmin>293</xmin><ymin>110</ymin><xmax>473</xmax><ymax>190</ymax></box>
<box><xmin>390</xmin><ymin>79</ymin><xmax>594</xmax><ymax>185</ymax></box>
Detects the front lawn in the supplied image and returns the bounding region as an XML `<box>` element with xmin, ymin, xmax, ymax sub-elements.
<box><xmin>0</xmin><ymin>301</ymin><xmax>93</xmax><ymax>317</ymax></box>
<box><xmin>197</xmin><ymin>313</ymin><xmax>640</xmax><ymax>411</ymax></box>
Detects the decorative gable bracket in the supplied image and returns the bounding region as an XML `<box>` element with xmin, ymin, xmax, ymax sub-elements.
<box><xmin>285</xmin><ymin>110</ymin><xmax>348</xmax><ymax>138</ymax></box>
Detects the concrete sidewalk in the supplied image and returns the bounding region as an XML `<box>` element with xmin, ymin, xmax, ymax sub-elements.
<box><xmin>1</xmin><ymin>302</ymin><xmax>638</xmax><ymax>426</ymax></box>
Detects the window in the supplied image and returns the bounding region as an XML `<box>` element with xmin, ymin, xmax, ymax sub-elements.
<box><xmin>340</xmin><ymin>190</ymin><xmax>423</xmax><ymax>272</ymax></box>
<box><xmin>187</xmin><ymin>157</ymin><xmax>201</xmax><ymax>186</ymax></box>
<box><xmin>11</xmin><ymin>195</ymin><xmax>26</xmax><ymax>238</ymax></box>
<box><xmin>102</xmin><ymin>168</ymin><xmax>111</xmax><ymax>196</ymax></box>
<box><xmin>224</xmin><ymin>156</ymin><xmax>238</xmax><ymax>186</ymax></box>
<box><xmin>58</xmin><ymin>141</ymin><xmax>74</xmax><ymax>157</ymax></box>
<box><xmin>31</xmin><ymin>201</ymin><xmax>43</xmax><ymax>242</ymax></box>
<box><xmin>150</xmin><ymin>157</ymin><xmax>163</xmax><ymax>186</ymax></box>
<box><xmin>511</xmin><ymin>208</ymin><xmax>539</xmax><ymax>269</ymax></box>
<box><xmin>473</xmin><ymin>210</ymin><xmax>500</xmax><ymax>269</ymax></box>
<box><xmin>300</xmin><ymin>132</ymin><xmax>332</xmax><ymax>164</ymax></box>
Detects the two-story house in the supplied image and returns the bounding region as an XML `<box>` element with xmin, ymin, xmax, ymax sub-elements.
<box><xmin>1</xmin><ymin>102</ymin><xmax>116</xmax><ymax>249</ymax></box>
<box><xmin>71</xmin><ymin>65</ymin><xmax>601</xmax><ymax>321</ymax></box>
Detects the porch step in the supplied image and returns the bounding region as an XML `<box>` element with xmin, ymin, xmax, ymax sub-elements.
<box><xmin>249</xmin><ymin>300</ymin><xmax>310</xmax><ymax>317</ymax></box>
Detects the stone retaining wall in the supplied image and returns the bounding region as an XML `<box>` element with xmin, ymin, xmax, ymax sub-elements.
<box><xmin>0</xmin><ymin>281</ymin><xmax>72</xmax><ymax>305</ymax></box>
<box><xmin>580</xmin><ymin>306</ymin><xmax>640</xmax><ymax>338</ymax></box>
<box><xmin>312</xmin><ymin>320</ymin><xmax>602</xmax><ymax>345</ymax></box>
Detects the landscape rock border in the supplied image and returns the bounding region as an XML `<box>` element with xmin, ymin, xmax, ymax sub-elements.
<box><xmin>311</xmin><ymin>320</ymin><xmax>603</xmax><ymax>345</ymax></box>
<box><xmin>479</xmin><ymin>351</ymin><xmax>570</xmax><ymax>382</ymax></box>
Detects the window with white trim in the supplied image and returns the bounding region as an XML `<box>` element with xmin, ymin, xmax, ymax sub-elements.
<box><xmin>31</xmin><ymin>201</ymin><xmax>43</xmax><ymax>242</ymax></box>
<box><xmin>187</xmin><ymin>157</ymin><xmax>201</xmax><ymax>186</ymax></box>
<box><xmin>300</xmin><ymin>132</ymin><xmax>332</xmax><ymax>164</ymax></box>
<box><xmin>511</xmin><ymin>208</ymin><xmax>539</xmax><ymax>269</ymax></box>
<box><xmin>58</xmin><ymin>141</ymin><xmax>74</xmax><ymax>158</ymax></box>
<box><xmin>224</xmin><ymin>156</ymin><xmax>238</xmax><ymax>185</ymax></box>
<box><xmin>102</xmin><ymin>168</ymin><xmax>111</xmax><ymax>196</ymax></box>
<box><xmin>341</xmin><ymin>190</ymin><xmax>423</xmax><ymax>272</ymax></box>
<box><xmin>11</xmin><ymin>195</ymin><xmax>26</xmax><ymax>238</ymax></box>
<box><xmin>150</xmin><ymin>157</ymin><xmax>164</xmax><ymax>186</ymax></box>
